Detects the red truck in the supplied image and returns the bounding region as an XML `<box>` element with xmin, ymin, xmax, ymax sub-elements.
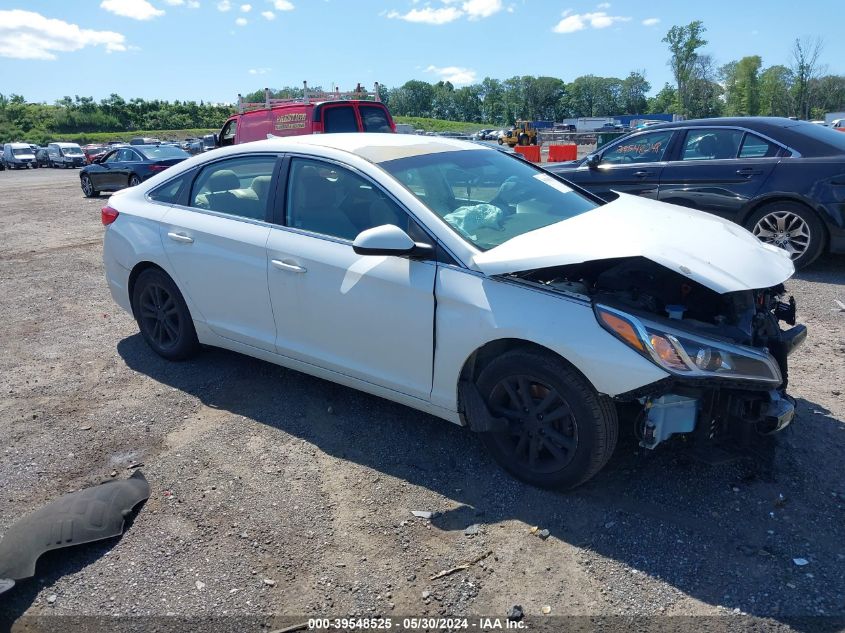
<box><xmin>214</xmin><ymin>82</ymin><xmax>395</xmax><ymax>148</ymax></box>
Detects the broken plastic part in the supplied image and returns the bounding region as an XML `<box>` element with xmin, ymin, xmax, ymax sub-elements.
<box><xmin>0</xmin><ymin>471</ymin><xmax>150</xmax><ymax>595</ymax></box>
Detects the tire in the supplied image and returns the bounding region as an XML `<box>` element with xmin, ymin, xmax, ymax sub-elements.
<box><xmin>80</xmin><ymin>174</ymin><xmax>99</xmax><ymax>198</ymax></box>
<box><xmin>475</xmin><ymin>349</ymin><xmax>618</xmax><ymax>489</ymax></box>
<box><xmin>745</xmin><ymin>201</ymin><xmax>826</xmax><ymax>269</ymax></box>
<box><xmin>497</xmin><ymin>137</ymin><xmax>504</xmax><ymax>145</ymax></box>
<box><xmin>128</xmin><ymin>174</ymin><xmax>141</xmax><ymax>187</ymax></box>
<box><xmin>131</xmin><ymin>268</ymin><xmax>199</xmax><ymax>361</ymax></box>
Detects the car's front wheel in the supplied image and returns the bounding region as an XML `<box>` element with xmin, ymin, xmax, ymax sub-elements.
<box><xmin>747</xmin><ymin>201</ymin><xmax>825</xmax><ymax>269</ymax></box>
<box><xmin>476</xmin><ymin>350</ymin><xmax>618</xmax><ymax>489</ymax></box>
<box><xmin>132</xmin><ymin>268</ymin><xmax>199</xmax><ymax>361</ymax></box>
<box><xmin>80</xmin><ymin>174</ymin><xmax>99</xmax><ymax>198</ymax></box>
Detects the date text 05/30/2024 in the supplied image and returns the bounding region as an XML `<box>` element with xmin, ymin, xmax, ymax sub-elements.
<box><xmin>305</xmin><ymin>617</ymin><xmax>528</xmax><ymax>630</ymax></box>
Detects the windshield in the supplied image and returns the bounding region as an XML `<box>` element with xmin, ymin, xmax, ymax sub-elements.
<box><xmin>380</xmin><ymin>149</ymin><xmax>598</xmax><ymax>251</ymax></box>
<box><xmin>12</xmin><ymin>148</ymin><xmax>33</xmax><ymax>156</ymax></box>
<box><xmin>61</xmin><ymin>147</ymin><xmax>83</xmax><ymax>155</ymax></box>
<box><xmin>136</xmin><ymin>145</ymin><xmax>189</xmax><ymax>160</ymax></box>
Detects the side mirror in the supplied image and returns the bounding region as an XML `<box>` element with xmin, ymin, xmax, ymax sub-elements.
<box><xmin>352</xmin><ymin>224</ymin><xmax>433</xmax><ymax>258</ymax></box>
<box><xmin>586</xmin><ymin>153</ymin><xmax>601</xmax><ymax>169</ymax></box>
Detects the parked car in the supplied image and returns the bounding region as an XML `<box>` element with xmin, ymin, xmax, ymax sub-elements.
<box><xmin>47</xmin><ymin>142</ymin><xmax>86</xmax><ymax>168</ymax></box>
<box><xmin>35</xmin><ymin>148</ymin><xmax>51</xmax><ymax>167</ymax></box>
<box><xmin>101</xmin><ymin>134</ymin><xmax>804</xmax><ymax>489</ymax></box>
<box><xmin>129</xmin><ymin>137</ymin><xmax>161</xmax><ymax>146</ymax></box>
<box><xmin>545</xmin><ymin>117</ymin><xmax>845</xmax><ymax>268</ymax></box>
<box><xmin>2</xmin><ymin>142</ymin><xmax>37</xmax><ymax>169</ymax></box>
<box><xmin>214</xmin><ymin>84</ymin><xmax>394</xmax><ymax>148</ymax></box>
<box><xmin>82</xmin><ymin>144</ymin><xmax>108</xmax><ymax>164</ymax></box>
<box><xmin>80</xmin><ymin>144</ymin><xmax>188</xmax><ymax>197</ymax></box>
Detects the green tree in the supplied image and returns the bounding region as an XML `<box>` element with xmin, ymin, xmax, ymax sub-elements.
<box><xmin>759</xmin><ymin>65</ymin><xmax>794</xmax><ymax>116</ymax></box>
<box><xmin>662</xmin><ymin>20</ymin><xmax>708</xmax><ymax>117</ymax></box>
<box><xmin>722</xmin><ymin>55</ymin><xmax>762</xmax><ymax>116</ymax></box>
<box><xmin>790</xmin><ymin>37</ymin><xmax>823</xmax><ymax>119</ymax></box>
<box><xmin>620</xmin><ymin>71</ymin><xmax>651</xmax><ymax>114</ymax></box>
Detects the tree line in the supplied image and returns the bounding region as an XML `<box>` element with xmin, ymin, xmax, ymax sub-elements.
<box><xmin>1</xmin><ymin>21</ymin><xmax>842</xmax><ymax>144</ymax></box>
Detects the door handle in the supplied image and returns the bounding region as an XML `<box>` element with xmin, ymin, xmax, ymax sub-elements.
<box><xmin>736</xmin><ymin>168</ymin><xmax>763</xmax><ymax>176</ymax></box>
<box><xmin>633</xmin><ymin>170</ymin><xmax>653</xmax><ymax>178</ymax></box>
<box><xmin>271</xmin><ymin>259</ymin><xmax>307</xmax><ymax>273</ymax></box>
<box><xmin>167</xmin><ymin>232</ymin><xmax>194</xmax><ymax>244</ymax></box>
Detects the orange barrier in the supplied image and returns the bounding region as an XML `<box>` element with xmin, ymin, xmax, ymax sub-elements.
<box><xmin>547</xmin><ymin>144</ymin><xmax>577</xmax><ymax>162</ymax></box>
<box><xmin>514</xmin><ymin>145</ymin><xmax>541</xmax><ymax>162</ymax></box>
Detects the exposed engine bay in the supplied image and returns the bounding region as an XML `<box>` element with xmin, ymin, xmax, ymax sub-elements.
<box><xmin>511</xmin><ymin>256</ymin><xmax>807</xmax><ymax>455</ymax></box>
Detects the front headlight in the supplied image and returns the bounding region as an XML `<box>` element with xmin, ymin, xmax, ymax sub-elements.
<box><xmin>595</xmin><ymin>304</ymin><xmax>782</xmax><ymax>385</ymax></box>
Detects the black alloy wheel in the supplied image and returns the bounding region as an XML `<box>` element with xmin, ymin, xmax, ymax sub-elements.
<box><xmin>132</xmin><ymin>269</ymin><xmax>199</xmax><ymax>360</ymax></box>
<box><xmin>477</xmin><ymin>350</ymin><xmax>618</xmax><ymax>489</ymax></box>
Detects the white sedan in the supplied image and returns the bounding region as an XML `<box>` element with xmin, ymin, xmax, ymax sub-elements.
<box><xmin>102</xmin><ymin>134</ymin><xmax>805</xmax><ymax>488</ymax></box>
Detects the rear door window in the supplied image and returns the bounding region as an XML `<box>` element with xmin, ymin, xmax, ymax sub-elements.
<box><xmin>323</xmin><ymin>106</ymin><xmax>358</xmax><ymax>133</ymax></box>
<box><xmin>190</xmin><ymin>155</ymin><xmax>277</xmax><ymax>220</ymax></box>
<box><xmin>680</xmin><ymin>129</ymin><xmax>743</xmax><ymax>160</ymax></box>
<box><xmin>359</xmin><ymin>105</ymin><xmax>392</xmax><ymax>132</ymax></box>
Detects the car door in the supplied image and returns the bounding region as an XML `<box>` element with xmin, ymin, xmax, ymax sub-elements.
<box><xmin>111</xmin><ymin>148</ymin><xmax>141</xmax><ymax>188</ymax></box>
<box><xmin>562</xmin><ymin>129</ymin><xmax>676</xmax><ymax>201</ymax></box>
<box><xmin>266</xmin><ymin>156</ymin><xmax>437</xmax><ymax>400</ymax></box>
<box><xmin>92</xmin><ymin>150</ymin><xmax>121</xmax><ymax>189</ymax></box>
<box><xmin>159</xmin><ymin>154</ymin><xmax>279</xmax><ymax>351</ymax></box>
<box><xmin>657</xmin><ymin>128</ymin><xmax>781</xmax><ymax>220</ymax></box>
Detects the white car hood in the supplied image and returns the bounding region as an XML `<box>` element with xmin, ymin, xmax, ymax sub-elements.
<box><xmin>472</xmin><ymin>193</ymin><xmax>795</xmax><ymax>294</ymax></box>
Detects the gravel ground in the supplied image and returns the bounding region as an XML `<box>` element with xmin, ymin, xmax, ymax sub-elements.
<box><xmin>0</xmin><ymin>167</ymin><xmax>843</xmax><ymax>632</ymax></box>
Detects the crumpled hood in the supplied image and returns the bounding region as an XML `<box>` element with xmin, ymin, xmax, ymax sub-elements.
<box><xmin>472</xmin><ymin>192</ymin><xmax>795</xmax><ymax>294</ymax></box>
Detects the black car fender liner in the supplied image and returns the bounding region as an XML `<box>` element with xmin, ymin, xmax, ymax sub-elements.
<box><xmin>0</xmin><ymin>471</ymin><xmax>150</xmax><ymax>595</ymax></box>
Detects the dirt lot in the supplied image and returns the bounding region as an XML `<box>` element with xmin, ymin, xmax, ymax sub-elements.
<box><xmin>0</xmin><ymin>167</ymin><xmax>843</xmax><ymax>631</ymax></box>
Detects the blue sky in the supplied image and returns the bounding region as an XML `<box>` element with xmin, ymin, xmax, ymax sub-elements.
<box><xmin>0</xmin><ymin>0</ymin><xmax>840</xmax><ymax>105</ymax></box>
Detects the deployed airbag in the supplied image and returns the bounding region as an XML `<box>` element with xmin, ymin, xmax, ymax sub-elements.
<box><xmin>0</xmin><ymin>471</ymin><xmax>150</xmax><ymax>595</ymax></box>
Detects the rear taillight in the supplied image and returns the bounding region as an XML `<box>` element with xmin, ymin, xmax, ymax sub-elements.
<box><xmin>148</xmin><ymin>164</ymin><xmax>168</xmax><ymax>172</ymax></box>
<box><xmin>101</xmin><ymin>206</ymin><xmax>119</xmax><ymax>226</ymax></box>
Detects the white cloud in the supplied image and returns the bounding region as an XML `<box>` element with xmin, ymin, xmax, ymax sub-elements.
<box><xmin>261</xmin><ymin>10</ymin><xmax>275</xmax><ymax>18</ymax></box>
<box><xmin>101</xmin><ymin>0</ymin><xmax>165</xmax><ymax>20</ymax></box>
<box><xmin>596</xmin><ymin>1</ymin><xmax>610</xmax><ymax>8</ymax></box>
<box><xmin>387</xmin><ymin>0</ymin><xmax>502</xmax><ymax>24</ymax></box>
<box><xmin>249</xmin><ymin>67</ymin><xmax>271</xmax><ymax>74</ymax></box>
<box><xmin>163</xmin><ymin>0</ymin><xmax>184</xmax><ymax>5</ymax></box>
<box><xmin>0</xmin><ymin>10</ymin><xmax>127</xmax><ymax>60</ymax></box>
<box><xmin>553</xmin><ymin>10</ymin><xmax>630</xmax><ymax>33</ymax></box>
<box><xmin>425</xmin><ymin>64</ymin><xmax>476</xmax><ymax>85</ymax></box>
<box><xmin>240</xmin><ymin>3</ymin><xmax>252</xmax><ymax>11</ymax></box>
<box><xmin>272</xmin><ymin>0</ymin><xmax>294</xmax><ymax>9</ymax></box>
<box><xmin>235</xmin><ymin>16</ymin><xmax>248</xmax><ymax>25</ymax></box>
<box><xmin>462</xmin><ymin>0</ymin><xmax>502</xmax><ymax>20</ymax></box>
<box><xmin>642</xmin><ymin>17</ymin><xmax>659</xmax><ymax>26</ymax></box>
<box><xmin>217</xmin><ymin>0</ymin><xmax>231</xmax><ymax>10</ymax></box>
<box><xmin>187</xmin><ymin>0</ymin><xmax>200</xmax><ymax>7</ymax></box>
<box><xmin>387</xmin><ymin>6</ymin><xmax>462</xmax><ymax>24</ymax></box>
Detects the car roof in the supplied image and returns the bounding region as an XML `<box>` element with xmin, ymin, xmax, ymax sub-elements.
<box><xmin>620</xmin><ymin>117</ymin><xmax>845</xmax><ymax>157</ymax></box>
<box><xmin>233</xmin><ymin>132</ymin><xmax>492</xmax><ymax>164</ymax></box>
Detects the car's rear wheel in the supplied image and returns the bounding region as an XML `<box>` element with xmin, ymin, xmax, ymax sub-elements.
<box><xmin>747</xmin><ymin>201</ymin><xmax>825</xmax><ymax>269</ymax></box>
<box><xmin>80</xmin><ymin>174</ymin><xmax>99</xmax><ymax>198</ymax></box>
<box><xmin>132</xmin><ymin>269</ymin><xmax>199</xmax><ymax>361</ymax></box>
<box><xmin>475</xmin><ymin>350</ymin><xmax>618</xmax><ymax>489</ymax></box>
<box><xmin>128</xmin><ymin>174</ymin><xmax>141</xmax><ymax>187</ymax></box>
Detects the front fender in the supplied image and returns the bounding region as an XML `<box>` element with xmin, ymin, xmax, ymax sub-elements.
<box><xmin>431</xmin><ymin>267</ymin><xmax>669</xmax><ymax>412</ymax></box>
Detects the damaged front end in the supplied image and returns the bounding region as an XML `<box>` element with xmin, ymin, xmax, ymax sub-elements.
<box><xmin>515</xmin><ymin>256</ymin><xmax>807</xmax><ymax>454</ymax></box>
